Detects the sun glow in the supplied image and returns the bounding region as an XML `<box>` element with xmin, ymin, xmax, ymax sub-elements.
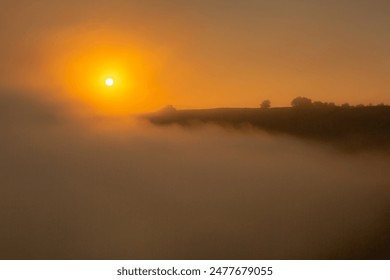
<box><xmin>105</xmin><ymin>78</ymin><xmax>114</xmax><ymax>87</ymax></box>
<box><xmin>60</xmin><ymin>49</ymin><xmax>140</xmax><ymax>114</ymax></box>
<box><xmin>39</xmin><ymin>28</ymin><xmax>168</xmax><ymax>115</ymax></box>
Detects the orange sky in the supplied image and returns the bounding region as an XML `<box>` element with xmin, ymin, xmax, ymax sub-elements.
<box><xmin>1</xmin><ymin>0</ymin><xmax>389</xmax><ymax>114</ymax></box>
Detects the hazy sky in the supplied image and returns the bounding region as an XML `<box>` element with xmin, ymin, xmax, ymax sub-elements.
<box><xmin>1</xmin><ymin>0</ymin><xmax>390</xmax><ymax>113</ymax></box>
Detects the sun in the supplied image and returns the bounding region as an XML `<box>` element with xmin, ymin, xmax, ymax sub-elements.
<box><xmin>105</xmin><ymin>78</ymin><xmax>114</xmax><ymax>87</ymax></box>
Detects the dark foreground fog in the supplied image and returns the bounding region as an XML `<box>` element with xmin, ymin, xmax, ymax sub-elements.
<box><xmin>1</xmin><ymin>93</ymin><xmax>390</xmax><ymax>259</ymax></box>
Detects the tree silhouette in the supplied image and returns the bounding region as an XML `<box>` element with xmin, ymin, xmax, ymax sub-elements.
<box><xmin>291</xmin><ymin>96</ymin><xmax>312</xmax><ymax>108</ymax></box>
<box><xmin>158</xmin><ymin>105</ymin><xmax>177</xmax><ymax>114</ymax></box>
<box><xmin>260</xmin><ymin>99</ymin><xmax>271</xmax><ymax>109</ymax></box>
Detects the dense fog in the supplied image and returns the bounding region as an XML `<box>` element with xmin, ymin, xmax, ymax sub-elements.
<box><xmin>1</xmin><ymin>92</ymin><xmax>389</xmax><ymax>259</ymax></box>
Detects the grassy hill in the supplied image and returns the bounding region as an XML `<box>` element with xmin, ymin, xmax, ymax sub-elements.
<box><xmin>143</xmin><ymin>105</ymin><xmax>390</xmax><ymax>152</ymax></box>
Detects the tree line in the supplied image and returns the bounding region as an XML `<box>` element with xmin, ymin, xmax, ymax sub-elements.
<box><xmin>260</xmin><ymin>97</ymin><xmax>388</xmax><ymax>109</ymax></box>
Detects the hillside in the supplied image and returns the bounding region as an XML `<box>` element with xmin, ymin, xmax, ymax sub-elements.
<box><xmin>143</xmin><ymin>105</ymin><xmax>390</xmax><ymax>152</ymax></box>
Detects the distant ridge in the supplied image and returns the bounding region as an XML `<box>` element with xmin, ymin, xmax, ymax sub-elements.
<box><xmin>143</xmin><ymin>104</ymin><xmax>390</xmax><ymax>152</ymax></box>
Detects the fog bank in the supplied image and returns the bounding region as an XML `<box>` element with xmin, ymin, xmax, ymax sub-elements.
<box><xmin>1</xmin><ymin>92</ymin><xmax>389</xmax><ymax>259</ymax></box>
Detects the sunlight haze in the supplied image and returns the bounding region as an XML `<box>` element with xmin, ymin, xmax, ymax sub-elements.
<box><xmin>1</xmin><ymin>0</ymin><xmax>389</xmax><ymax>114</ymax></box>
